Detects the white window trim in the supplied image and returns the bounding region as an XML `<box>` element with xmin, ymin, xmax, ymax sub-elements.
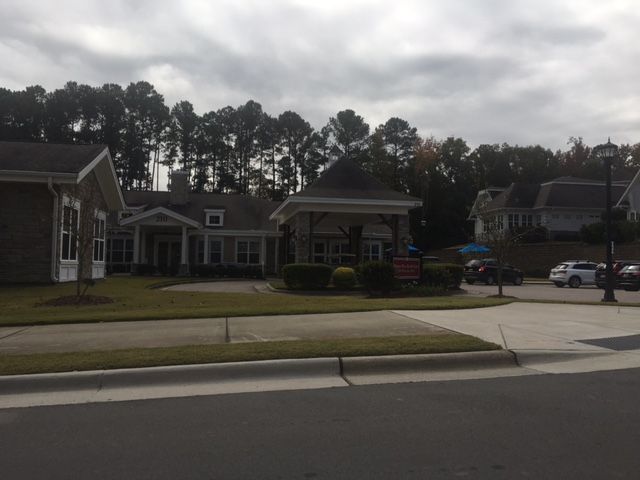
<box><xmin>236</xmin><ymin>238</ymin><xmax>261</xmax><ymax>265</ymax></box>
<box><xmin>204</xmin><ymin>209</ymin><xmax>225</xmax><ymax>227</ymax></box>
<box><xmin>60</xmin><ymin>195</ymin><xmax>80</xmax><ymax>264</ymax></box>
<box><xmin>93</xmin><ymin>210</ymin><xmax>107</xmax><ymax>264</ymax></box>
<box><xmin>197</xmin><ymin>236</ymin><xmax>224</xmax><ymax>264</ymax></box>
<box><xmin>362</xmin><ymin>240</ymin><xmax>382</xmax><ymax>261</ymax></box>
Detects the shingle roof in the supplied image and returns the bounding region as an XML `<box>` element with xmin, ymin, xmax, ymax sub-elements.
<box><xmin>484</xmin><ymin>177</ymin><xmax>629</xmax><ymax>211</ymax></box>
<box><xmin>292</xmin><ymin>158</ymin><xmax>421</xmax><ymax>202</ymax></box>
<box><xmin>486</xmin><ymin>183</ymin><xmax>540</xmax><ymax>210</ymax></box>
<box><xmin>123</xmin><ymin>191</ymin><xmax>281</xmax><ymax>231</ymax></box>
<box><xmin>533</xmin><ymin>182</ymin><xmax>627</xmax><ymax>209</ymax></box>
<box><xmin>0</xmin><ymin>141</ymin><xmax>106</xmax><ymax>174</ymax></box>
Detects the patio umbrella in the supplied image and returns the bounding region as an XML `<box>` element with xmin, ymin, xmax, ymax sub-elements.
<box><xmin>457</xmin><ymin>243</ymin><xmax>491</xmax><ymax>254</ymax></box>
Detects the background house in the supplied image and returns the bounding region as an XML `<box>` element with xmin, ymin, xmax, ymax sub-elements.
<box><xmin>0</xmin><ymin>141</ymin><xmax>125</xmax><ymax>283</ymax></box>
<box><xmin>469</xmin><ymin>176</ymin><xmax>631</xmax><ymax>241</ymax></box>
<box><xmin>110</xmin><ymin>159</ymin><xmax>421</xmax><ymax>276</ymax></box>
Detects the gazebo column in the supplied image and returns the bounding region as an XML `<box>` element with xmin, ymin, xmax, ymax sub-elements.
<box><xmin>391</xmin><ymin>214</ymin><xmax>411</xmax><ymax>257</ymax></box>
<box><xmin>294</xmin><ymin>212</ymin><xmax>311</xmax><ymax>263</ymax></box>
<box><xmin>178</xmin><ymin>226</ymin><xmax>189</xmax><ymax>275</ymax></box>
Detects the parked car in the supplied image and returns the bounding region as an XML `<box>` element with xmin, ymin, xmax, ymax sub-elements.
<box><xmin>618</xmin><ymin>264</ymin><xmax>640</xmax><ymax>291</ymax></box>
<box><xmin>595</xmin><ymin>260</ymin><xmax>640</xmax><ymax>288</ymax></box>
<box><xmin>464</xmin><ymin>259</ymin><xmax>524</xmax><ymax>285</ymax></box>
<box><xmin>548</xmin><ymin>260</ymin><xmax>598</xmax><ymax>288</ymax></box>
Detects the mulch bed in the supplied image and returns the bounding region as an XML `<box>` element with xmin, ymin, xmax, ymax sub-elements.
<box><xmin>36</xmin><ymin>295</ymin><xmax>115</xmax><ymax>307</ymax></box>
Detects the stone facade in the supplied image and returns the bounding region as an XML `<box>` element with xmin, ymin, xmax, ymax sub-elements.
<box><xmin>0</xmin><ymin>183</ymin><xmax>54</xmax><ymax>283</ymax></box>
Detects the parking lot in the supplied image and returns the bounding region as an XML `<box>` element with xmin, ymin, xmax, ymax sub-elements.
<box><xmin>464</xmin><ymin>281</ymin><xmax>640</xmax><ymax>303</ymax></box>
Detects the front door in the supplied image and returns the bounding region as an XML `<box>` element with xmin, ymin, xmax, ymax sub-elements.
<box><xmin>157</xmin><ymin>240</ymin><xmax>182</xmax><ymax>275</ymax></box>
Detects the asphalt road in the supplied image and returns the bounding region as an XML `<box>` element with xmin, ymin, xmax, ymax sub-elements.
<box><xmin>464</xmin><ymin>281</ymin><xmax>640</xmax><ymax>302</ymax></box>
<box><xmin>2</xmin><ymin>369</ymin><xmax>640</xmax><ymax>479</ymax></box>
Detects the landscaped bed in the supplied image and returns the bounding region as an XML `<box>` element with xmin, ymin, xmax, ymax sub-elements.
<box><xmin>0</xmin><ymin>276</ymin><xmax>512</xmax><ymax>327</ymax></box>
<box><xmin>0</xmin><ymin>334</ymin><xmax>500</xmax><ymax>375</ymax></box>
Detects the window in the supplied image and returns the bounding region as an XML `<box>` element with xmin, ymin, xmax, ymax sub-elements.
<box><xmin>523</xmin><ymin>214</ymin><xmax>533</xmax><ymax>227</ymax></box>
<box><xmin>313</xmin><ymin>242</ymin><xmax>326</xmax><ymax>264</ymax></box>
<box><xmin>552</xmin><ymin>214</ymin><xmax>560</xmax><ymax>220</ymax></box>
<box><xmin>508</xmin><ymin>214</ymin><xmax>519</xmax><ymax>229</ymax></box>
<box><xmin>536</xmin><ymin>215</ymin><xmax>542</xmax><ymax>226</ymax></box>
<box><xmin>564</xmin><ymin>214</ymin><xmax>571</xmax><ymax>220</ymax></box>
<box><xmin>362</xmin><ymin>241</ymin><xmax>382</xmax><ymax>261</ymax></box>
<box><xmin>197</xmin><ymin>238</ymin><xmax>223</xmax><ymax>264</ymax></box>
<box><xmin>205</xmin><ymin>210</ymin><xmax>225</xmax><ymax>227</ymax></box>
<box><xmin>61</xmin><ymin>204</ymin><xmax>79</xmax><ymax>261</ymax></box>
<box><xmin>93</xmin><ymin>216</ymin><xmax>105</xmax><ymax>262</ymax></box>
<box><xmin>329</xmin><ymin>242</ymin><xmax>351</xmax><ymax>264</ymax></box>
<box><xmin>576</xmin><ymin>214</ymin><xmax>583</xmax><ymax>220</ymax></box>
<box><xmin>108</xmin><ymin>238</ymin><xmax>134</xmax><ymax>263</ymax></box>
<box><xmin>237</xmin><ymin>240</ymin><xmax>260</xmax><ymax>264</ymax></box>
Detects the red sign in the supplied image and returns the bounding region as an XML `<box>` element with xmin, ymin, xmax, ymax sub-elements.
<box><xmin>393</xmin><ymin>257</ymin><xmax>421</xmax><ymax>280</ymax></box>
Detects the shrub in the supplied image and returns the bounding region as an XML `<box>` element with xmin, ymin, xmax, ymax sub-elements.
<box><xmin>422</xmin><ymin>263</ymin><xmax>463</xmax><ymax>289</ymax></box>
<box><xmin>331</xmin><ymin>267</ymin><xmax>356</xmax><ymax>289</ymax></box>
<box><xmin>282</xmin><ymin>263</ymin><xmax>333</xmax><ymax>289</ymax></box>
<box><xmin>360</xmin><ymin>261</ymin><xmax>395</xmax><ymax>295</ymax></box>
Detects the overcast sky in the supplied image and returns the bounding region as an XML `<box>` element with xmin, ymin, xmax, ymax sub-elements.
<box><xmin>1</xmin><ymin>0</ymin><xmax>639</xmax><ymax>150</ymax></box>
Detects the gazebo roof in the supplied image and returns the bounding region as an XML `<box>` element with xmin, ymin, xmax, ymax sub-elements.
<box><xmin>270</xmin><ymin>158</ymin><xmax>422</xmax><ymax>224</ymax></box>
<box><xmin>291</xmin><ymin>158</ymin><xmax>421</xmax><ymax>202</ymax></box>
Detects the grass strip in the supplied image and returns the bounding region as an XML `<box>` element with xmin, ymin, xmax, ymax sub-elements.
<box><xmin>0</xmin><ymin>334</ymin><xmax>499</xmax><ymax>376</ymax></box>
<box><xmin>0</xmin><ymin>277</ymin><xmax>512</xmax><ymax>327</ymax></box>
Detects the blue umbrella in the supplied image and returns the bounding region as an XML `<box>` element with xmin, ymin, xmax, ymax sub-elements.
<box><xmin>458</xmin><ymin>243</ymin><xmax>491</xmax><ymax>254</ymax></box>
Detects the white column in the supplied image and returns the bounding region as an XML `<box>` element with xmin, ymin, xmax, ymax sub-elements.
<box><xmin>133</xmin><ymin>225</ymin><xmax>140</xmax><ymax>264</ymax></box>
<box><xmin>181</xmin><ymin>226</ymin><xmax>188</xmax><ymax>265</ymax></box>
<box><xmin>203</xmin><ymin>233</ymin><xmax>210</xmax><ymax>264</ymax></box>
<box><xmin>261</xmin><ymin>235</ymin><xmax>267</xmax><ymax>275</ymax></box>
<box><xmin>140</xmin><ymin>230</ymin><xmax>147</xmax><ymax>264</ymax></box>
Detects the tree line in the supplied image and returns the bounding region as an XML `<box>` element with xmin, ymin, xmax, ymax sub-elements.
<box><xmin>2</xmin><ymin>81</ymin><xmax>640</xmax><ymax>247</ymax></box>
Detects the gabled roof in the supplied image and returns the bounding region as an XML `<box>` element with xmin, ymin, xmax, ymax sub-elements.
<box><xmin>487</xmin><ymin>183</ymin><xmax>540</xmax><ymax>210</ymax></box>
<box><xmin>123</xmin><ymin>191</ymin><xmax>280</xmax><ymax>231</ymax></box>
<box><xmin>480</xmin><ymin>175</ymin><xmax>630</xmax><ymax>212</ymax></box>
<box><xmin>0</xmin><ymin>141</ymin><xmax>125</xmax><ymax>211</ymax></box>
<box><xmin>534</xmin><ymin>182</ymin><xmax>627</xmax><ymax>209</ymax></box>
<box><xmin>292</xmin><ymin>158</ymin><xmax>421</xmax><ymax>203</ymax></box>
<box><xmin>0</xmin><ymin>141</ymin><xmax>107</xmax><ymax>174</ymax></box>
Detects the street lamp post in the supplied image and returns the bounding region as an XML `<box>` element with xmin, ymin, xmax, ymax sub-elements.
<box><xmin>594</xmin><ymin>138</ymin><xmax>618</xmax><ymax>303</ymax></box>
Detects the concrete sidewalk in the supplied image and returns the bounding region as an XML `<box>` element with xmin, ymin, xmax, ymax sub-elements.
<box><xmin>397</xmin><ymin>302</ymin><xmax>640</xmax><ymax>374</ymax></box>
<box><xmin>0</xmin><ymin>311</ymin><xmax>447</xmax><ymax>354</ymax></box>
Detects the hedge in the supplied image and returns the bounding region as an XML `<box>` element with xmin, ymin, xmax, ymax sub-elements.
<box><xmin>331</xmin><ymin>267</ymin><xmax>356</xmax><ymax>289</ymax></box>
<box><xmin>422</xmin><ymin>263</ymin><xmax>463</xmax><ymax>289</ymax></box>
<box><xmin>360</xmin><ymin>261</ymin><xmax>395</xmax><ymax>295</ymax></box>
<box><xmin>282</xmin><ymin>263</ymin><xmax>333</xmax><ymax>289</ymax></box>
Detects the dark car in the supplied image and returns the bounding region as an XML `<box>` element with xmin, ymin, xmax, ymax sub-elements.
<box><xmin>464</xmin><ymin>259</ymin><xmax>524</xmax><ymax>285</ymax></box>
<box><xmin>618</xmin><ymin>264</ymin><xmax>640</xmax><ymax>291</ymax></box>
<box><xmin>595</xmin><ymin>260</ymin><xmax>640</xmax><ymax>288</ymax></box>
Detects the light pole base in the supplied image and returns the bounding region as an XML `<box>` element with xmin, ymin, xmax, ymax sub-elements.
<box><xmin>601</xmin><ymin>296</ymin><xmax>618</xmax><ymax>303</ymax></box>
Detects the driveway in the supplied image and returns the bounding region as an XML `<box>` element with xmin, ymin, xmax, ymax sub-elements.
<box><xmin>163</xmin><ymin>280</ymin><xmax>268</xmax><ymax>294</ymax></box>
<box><xmin>463</xmin><ymin>281</ymin><xmax>640</xmax><ymax>303</ymax></box>
<box><xmin>397</xmin><ymin>302</ymin><xmax>640</xmax><ymax>374</ymax></box>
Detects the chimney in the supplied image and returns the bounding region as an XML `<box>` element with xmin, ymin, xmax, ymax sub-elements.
<box><xmin>169</xmin><ymin>171</ymin><xmax>190</xmax><ymax>205</ymax></box>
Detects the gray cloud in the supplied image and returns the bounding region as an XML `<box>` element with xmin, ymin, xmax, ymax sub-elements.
<box><xmin>0</xmin><ymin>0</ymin><xmax>639</xmax><ymax>149</ymax></box>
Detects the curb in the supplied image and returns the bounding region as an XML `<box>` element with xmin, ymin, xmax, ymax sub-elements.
<box><xmin>341</xmin><ymin>350</ymin><xmax>517</xmax><ymax>376</ymax></box>
<box><xmin>0</xmin><ymin>358</ymin><xmax>341</xmax><ymax>396</ymax></box>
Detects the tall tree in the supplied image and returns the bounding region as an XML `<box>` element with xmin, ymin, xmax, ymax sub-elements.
<box><xmin>326</xmin><ymin>109</ymin><xmax>369</xmax><ymax>162</ymax></box>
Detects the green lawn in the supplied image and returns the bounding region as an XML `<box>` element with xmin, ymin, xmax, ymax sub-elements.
<box><xmin>0</xmin><ymin>276</ymin><xmax>512</xmax><ymax>327</ymax></box>
<box><xmin>0</xmin><ymin>334</ymin><xmax>500</xmax><ymax>375</ymax></box>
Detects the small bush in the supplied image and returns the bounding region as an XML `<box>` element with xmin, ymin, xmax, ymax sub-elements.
<box><xmin>422</xmin><ymin>263</ymin><xmax>463</xmax><ymax>289</ymax></box>
<box><xmin>282</xmin><ymin>263</ymin><xmax>333</xmax><ymax>289</ymax></box>
<box><xmin>360</xmin><ymin>261</ymin><xmax>395</xmax><ymax>295</ymax></box>
<box><xmin>332</xmin><ymin>267</ymin><xmax>356</xmax><ymax>289</ymax></box>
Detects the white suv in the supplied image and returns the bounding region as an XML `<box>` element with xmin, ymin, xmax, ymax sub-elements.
<box><xmin>549</xmin><ymin>260</ymin><xmax>598</xmax><ymax>288</ymax></box>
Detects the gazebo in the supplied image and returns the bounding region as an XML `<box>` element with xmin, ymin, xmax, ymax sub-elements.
<box><xmin>269</xmin><ymin>159</ymin><xmax>422</xmax><ymax>265</ymax></box>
